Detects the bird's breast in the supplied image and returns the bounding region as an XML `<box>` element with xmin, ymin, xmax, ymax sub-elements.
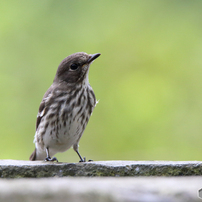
<box><xmin>35</xmin><ymin>86</ymin><xmax>96</xmax><ymax>150</ymax></box>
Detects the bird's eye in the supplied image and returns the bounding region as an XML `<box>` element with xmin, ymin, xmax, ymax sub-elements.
<box><xmin>70</xmin><ymin>63</ymin><xmax>79</xmax><ymax>71</ymax></box>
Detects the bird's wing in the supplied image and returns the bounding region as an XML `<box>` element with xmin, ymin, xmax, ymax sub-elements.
<box><xmin>35</xmin><ymin>82</ymin><xmax>71</xmax><ymax>131</ymax></box>
<box><xmin>36</xmin><ymin>86</ymin><xmax>53</xmax><ymax>131</ymax></box>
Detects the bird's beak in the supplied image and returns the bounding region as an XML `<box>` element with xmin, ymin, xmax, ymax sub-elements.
<box><xmin>88</xmin><ymin>53</ymin><xmax>101</xmax><ymax>63</ymax></box>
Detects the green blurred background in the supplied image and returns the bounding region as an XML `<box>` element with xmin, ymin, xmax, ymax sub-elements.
<box><xmin>1</xmin><ymin>0</ymin><xmax>202</xmax><ymax>162</ymax></box>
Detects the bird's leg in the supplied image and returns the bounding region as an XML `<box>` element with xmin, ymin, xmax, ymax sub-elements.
<box><xmin>76</xmin><ymin>150</ymin><xmax>86</xmax><ymax>162</ymax></box>
<box><xmin>73</xmin><ymin>144</ymin><xmax>93</xmax><ymax>162</ymax></box>
<box><xmin>75</xmin><ymin>150</ymin><xmax>93</xmax><ymax>162</ymax></box>
<box><xmin>45</xmin><ymin>148</ymin><xmax>58</xmax><ymax>162</ymax></box>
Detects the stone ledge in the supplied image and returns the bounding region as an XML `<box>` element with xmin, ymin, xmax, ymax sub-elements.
<box><xmin>0</xmin><ymin>160</ymin><xmax>202</xmax><ymax>178</ymax></box>
<box><xmin>0</xmin><ymin>177</ymin><xmax>201</xmax><ymax>202</ymax></box>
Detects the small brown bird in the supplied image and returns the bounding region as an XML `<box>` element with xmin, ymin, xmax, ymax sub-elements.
<box><xmin>30</xmin><ymin>52</ymin><xmax>101</xmax><ymax>162</ymax></box>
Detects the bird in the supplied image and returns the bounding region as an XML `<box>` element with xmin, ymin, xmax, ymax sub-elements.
<box><xmin>29</xmin><ymin>52</ymin><xmax>101</xmax><ymax>162</ymax></box>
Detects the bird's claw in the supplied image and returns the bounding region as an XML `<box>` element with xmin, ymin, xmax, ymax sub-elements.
<box><xmin>79</xmin><ymin>157</ymin><xmax>93</xmax><ymax>162</ymax></box>
<box><xmin>45</xmin><ymin>156</ymin><xmax>58</xmax><ymax>162</ymax></box>
<box><xmin>79</xmin><ymin>157</ymin><xmax>86</xmax><ymax>162</ymax></box>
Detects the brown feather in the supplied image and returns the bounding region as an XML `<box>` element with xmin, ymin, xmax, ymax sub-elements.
<box><xmin>29</xmin><ymin>148</ymin><xmax>37</xmax><ymax>161</ymax></box>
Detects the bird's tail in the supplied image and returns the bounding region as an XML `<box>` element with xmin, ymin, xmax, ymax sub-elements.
<box><xmin>29</xmin><ymin>148</ymin><xmax>37</xmax><ymax>161</ymax></box>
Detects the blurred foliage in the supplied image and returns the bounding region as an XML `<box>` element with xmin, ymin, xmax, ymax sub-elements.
<box><xmin>1</xmin><ymin>0</ymin><xmax>202</xmax><ymax>162</ymax></box>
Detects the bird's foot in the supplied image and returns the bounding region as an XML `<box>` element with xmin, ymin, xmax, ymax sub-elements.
<box><xmin>76</xmin><ymin>150</ymin><xmax>93</xmax><ymax>162</ymax></box>
<box><xmin>79</xmin><ymin>157</ymin><xmax>93</xmax><ymax>162</ymax></box>
<box><xmin>45</xmin><ymin>156</ymin><xmax>58</xmax><ymax>162</ymax></box>
<box><xmin>79</xmin><ymin>157</ymin><xmax>86</xmax><ymax>162</ymax></box>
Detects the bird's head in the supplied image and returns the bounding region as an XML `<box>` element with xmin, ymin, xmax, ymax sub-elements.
<box><xmin>54</xmin><ymin>52</ymin><xmax>100</xmax><ymax>85</ymax></box>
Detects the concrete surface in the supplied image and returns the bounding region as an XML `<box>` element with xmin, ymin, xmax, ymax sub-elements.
<box><xmin>0</xmin><ymin>160</ymin><xmax>202</xmax><ymax>178</ymax></box>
